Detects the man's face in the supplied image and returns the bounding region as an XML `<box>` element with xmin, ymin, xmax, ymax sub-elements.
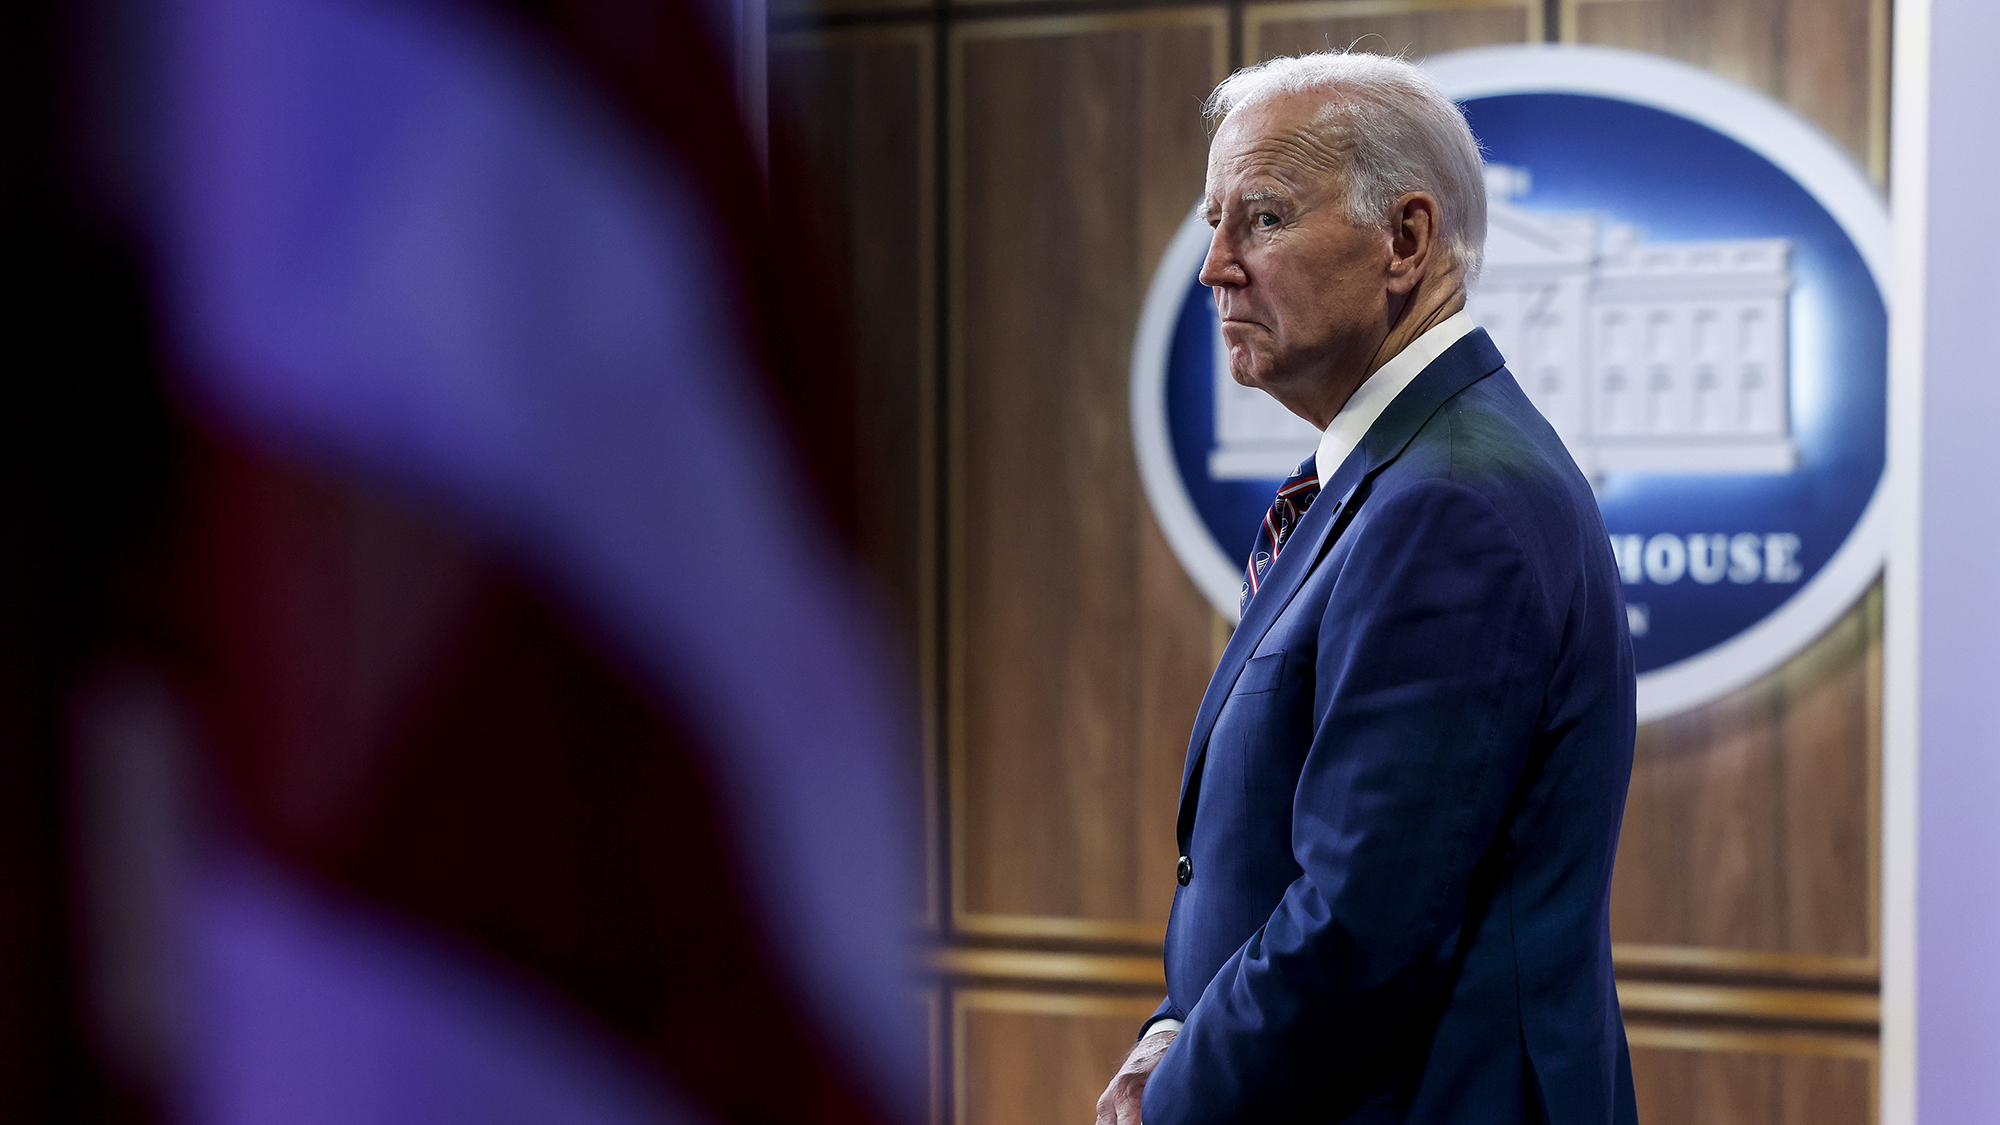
<box><xmin>1200</xmin><ymin>93</ymin><xmax>1394</xmax><ymax>411</ymax></box>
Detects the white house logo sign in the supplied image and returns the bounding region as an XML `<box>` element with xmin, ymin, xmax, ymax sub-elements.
<box><xmin>1131</xmin><ymin>46</ymin><xmax>1889</xmax><ymax>721</ymax></box>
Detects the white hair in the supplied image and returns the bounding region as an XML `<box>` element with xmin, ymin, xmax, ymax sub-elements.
<box><xmin>1206</xmin><ymin>51</ymin><xmax>1487</xmax><ymax>282</ymax></box>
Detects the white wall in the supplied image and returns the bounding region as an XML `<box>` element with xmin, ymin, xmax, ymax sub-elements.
<box><xmin>1887</xmin><ymin>0</ymin><xmax>2000</xmax><ymax>1120</ymax></box>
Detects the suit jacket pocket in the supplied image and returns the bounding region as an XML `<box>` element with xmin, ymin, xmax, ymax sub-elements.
<box><xmin>1234</xmin><ymin>650</ymin><xmax>1286</xmax><ymax>696</ymax></box>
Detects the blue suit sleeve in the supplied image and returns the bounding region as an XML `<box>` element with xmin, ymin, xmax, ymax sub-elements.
<box><xmin>1142</xmin><ymin>477</ymin><xmax>1552</xmax><ymax>1124</ymax></box>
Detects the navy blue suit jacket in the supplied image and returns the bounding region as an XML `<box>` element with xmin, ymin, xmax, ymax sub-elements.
<box><xmin>1142</xmin><ymin>330</ymin><xmax>1638</xmax><ymax>1125</ymax></box>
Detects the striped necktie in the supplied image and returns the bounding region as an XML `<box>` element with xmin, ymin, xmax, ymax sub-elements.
<box><xmin>1241</xmin><ymin>455</ymin><xmax>1322</xmax><ymax>615</ymax></box>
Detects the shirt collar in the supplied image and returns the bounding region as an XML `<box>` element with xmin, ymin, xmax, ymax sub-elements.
<box><xmin>1314</xmin><ymin>310</ymin><xmax>1477</xmax><ymax>488</ymax></box>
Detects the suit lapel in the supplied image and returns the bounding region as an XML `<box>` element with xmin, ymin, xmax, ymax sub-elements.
<box><xmin>1173</xmin><ymin>330</ymin><xmax>1509</xmax><ymax>842</ymax></box>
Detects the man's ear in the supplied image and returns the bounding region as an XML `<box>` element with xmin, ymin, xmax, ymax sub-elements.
<box><xmin>1386</xmin><ymin>192</ymin><xmax>1441</xmax><ymax>296</ymax></box>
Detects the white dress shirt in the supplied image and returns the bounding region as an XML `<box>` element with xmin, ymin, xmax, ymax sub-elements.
<box><xmin>1142</xmin><ymin>311</ymin><xmax>1479</xmax><ymax>1046</ymax></box>
<box><xmin>1314</xmin><ymin>310</ymin><xmax>1476</xmax><ymax>489</ymax></box>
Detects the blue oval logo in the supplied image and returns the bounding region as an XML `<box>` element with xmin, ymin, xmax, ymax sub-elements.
<box><xmin>1132</xmin><ymin>46</ymin><xmax>1888</xmax><ymax>720</ymax></box>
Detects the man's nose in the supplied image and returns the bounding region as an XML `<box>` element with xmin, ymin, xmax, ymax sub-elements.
<box><xmin>1198</xmin><ymin>229</ymin><xmax>1245</xmax><ymax>288</ymax></box>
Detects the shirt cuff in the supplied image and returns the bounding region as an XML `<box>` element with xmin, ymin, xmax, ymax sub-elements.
<box><xmin>1143</xmin><ymin>1018</ymin><xmax>1183</xmax><ymax>1039</ymax></box>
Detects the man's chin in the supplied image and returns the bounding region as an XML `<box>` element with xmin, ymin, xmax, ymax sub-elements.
<box><xmin>1233</xmin><ymin>374</ymin><xmax>1298</xmax><ymax>404</ymax></box>
<box><xmin>1228</xmin><ymin>363</ymin><xmax>1271</xmax><ymax>391</ymax></box>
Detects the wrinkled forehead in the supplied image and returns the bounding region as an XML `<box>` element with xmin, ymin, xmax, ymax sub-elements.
<box><xmin>1205</xmin><ymin>91</ymin><xmax>1352</xmax><ymax>196</ymax></box>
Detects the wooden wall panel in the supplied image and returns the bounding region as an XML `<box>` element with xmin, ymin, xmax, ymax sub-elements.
<box><xmin>953</xmin><ymin>992</ymin><xmax>1160</xmax><ymax>1125</ymax></box>
<box><xmin>951</xmin><ymin>13</ymin><xmax>1225</xmax><ymax>934</ymax></box>
<box><xmin>1568</xmin><ymin>0</ymin><xmax>1889</xmax><ymax>180</ymax></box>
<box><xmin>773</xmin><ymin>29</ymin><xmax>932</xmax><ymax>648</ymax></box>
<box><xmin>1611</xmin><ymin>587</ymin><xmax>1879</xmax><ymax>960</ymax></box>
<box><xmin>1625</xmin><ymin>680</ymin><xmax>1789</xmax><ymax>952</ymax></box>
<box><xmin>1776</xmin><ymin>585</ymin><xmax>1880</xmax><ymax>960</ymax></box>
<box><xmin>1628</xmin><ymin>1036</ymin><xmax>1875</xmax><ymax>1125</ymax></box>
<box><xmin>1250</xmin><ymin>0</ymin><xmax>1537</xmax><ymax>62</ymax></box>
<box><xmin>769</xmin><ymin>29</ymin><xmax>940</xmax><ymax>923</ymax></box>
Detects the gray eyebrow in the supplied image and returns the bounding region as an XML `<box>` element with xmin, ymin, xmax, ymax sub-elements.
<box><xmin>1203</xmin><ymin>184</ymin><xmax>1292</xmax><ymax>224</ymax></box>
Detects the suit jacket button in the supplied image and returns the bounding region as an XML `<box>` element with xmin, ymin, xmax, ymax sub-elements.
<box><xmin>1176</xmin><ymin>856</ymin><xmax>1192</xmax><ymax>886</ymax></box>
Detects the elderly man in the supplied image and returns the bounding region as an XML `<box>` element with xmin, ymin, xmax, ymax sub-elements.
<box><xmin>1097</xmin><ymin>53</ymin><xmax>1637</xmax><ymax>1125</ymax></box>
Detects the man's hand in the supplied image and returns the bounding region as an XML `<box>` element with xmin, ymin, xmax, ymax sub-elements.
<box><xmin>1095</xmin><ymin>1027</ymin><xmax>1177</xmax><ymax>1124</ymax></box>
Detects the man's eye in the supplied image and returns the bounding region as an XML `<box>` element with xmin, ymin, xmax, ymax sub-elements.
<box><xmin>1255</xmin><ymin>213</ymin><xmax>1280</xmax><ymax>228</ymax></box>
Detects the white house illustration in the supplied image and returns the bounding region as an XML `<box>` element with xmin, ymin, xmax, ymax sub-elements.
<box><xmin>1207</xmin><ymin>166</ymin><xmax>1798</xmax><ymax>481</ymax></box>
